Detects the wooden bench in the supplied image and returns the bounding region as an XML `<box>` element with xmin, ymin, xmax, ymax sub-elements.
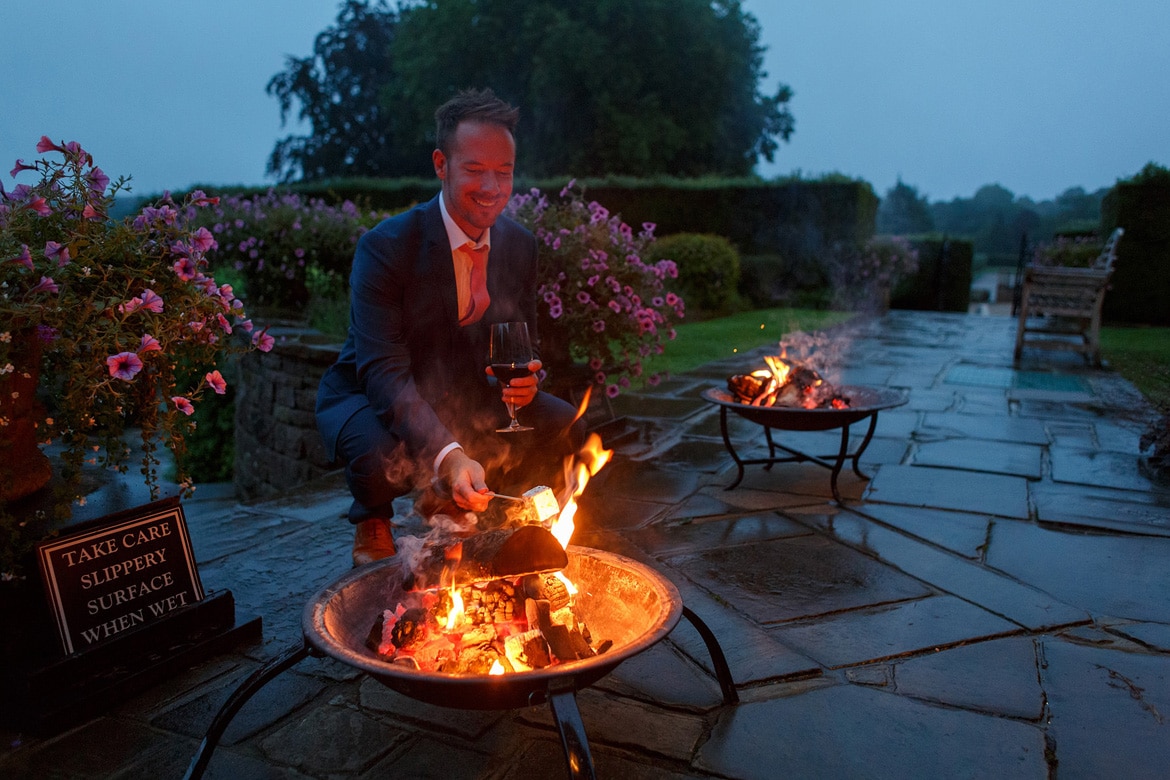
<box><xmin>1013</xmin><ymin>227</ymin><xmax>1123</xmax><ymax>366</ymax></box>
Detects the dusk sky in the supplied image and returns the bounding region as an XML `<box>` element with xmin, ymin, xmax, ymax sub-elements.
<box><xmin>3</xmin><ymin>1</ymin><xmax>1167</xmax><ymax>203</ymax></box>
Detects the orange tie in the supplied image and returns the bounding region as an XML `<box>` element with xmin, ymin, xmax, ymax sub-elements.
<box><xmin>460</xmin><ymin>242</ymin><xmax>490</xmax><ymax>326</ymax></box>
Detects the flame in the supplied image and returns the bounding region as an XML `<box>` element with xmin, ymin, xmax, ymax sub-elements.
<box><xmin>489</xmin><ymin>659</ymin><xmax>505</xmax><ymax>676</ymax></box>
<box><xmin>554</xmin><ymin>570</ymin><xmax>578</xmax><ymax>596</ymax></box>
<box><xmin>763</xmin><ymin>354</ymin><xmax>791</xmax><ymax>386</ymax></box>
<box><xmin>444</xmin><ymin>581</ymin><xmax>464</xmax><ymax>630</ymax></box>
<box><xmin>549</xmin><ymin>432</ymin><xmax>612</xmax><ymax>549</ymax></box>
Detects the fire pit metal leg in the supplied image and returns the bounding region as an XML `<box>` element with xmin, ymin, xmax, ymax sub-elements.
<box><xmin>850</xmin><ymin>411</ymin><xmax>881</xmax><ymax>480</ymax></box>
<box><xmin>548</xmin><ymin>688</ymin><xmax>597</xmax><ymax>780</ymax></box>
<box><xmin>183</xmin><ymin>640</ymin><xmax>313</xmax><ymax>780</ymax></box>
<box><xmin>716</xmin><ymin>404</ymin><xmax>885</xmax><ymax>504</ymax></box>
<box><xmin>681</xmin><ymin>606</ymin><xmax>739</xmax><ymax>705</ymax></box>
<box><xmin>717</xmin><ymin>406</ymin><xmax>747</xmax><ymax>489</ymax></box>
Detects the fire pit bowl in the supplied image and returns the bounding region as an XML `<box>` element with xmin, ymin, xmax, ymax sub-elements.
<box><xmin>702</xmin><ymin>384</ymin><xmax>908</xmax><ymax>501</ymax></box>
<box><xmin>702</xmin><ymin>385</ymin><xmax>906</xmax><ymax>431</ymax></box>
<box><xmin>303</xmin><ymin>545</ymin><xmax>683</xmax><ymax>711</ymax></box>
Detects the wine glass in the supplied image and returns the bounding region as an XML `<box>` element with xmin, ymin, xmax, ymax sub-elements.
<box><xmin>490</xmin><ymin>321</ymin><xmax>535</xmax><ymax>432</ymax></box>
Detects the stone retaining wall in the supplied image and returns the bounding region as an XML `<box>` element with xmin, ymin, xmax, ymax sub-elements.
<box><xmin>234</xmin><ymin>326</ymin><xmax>341</xmax><ymax>501</ymax></box>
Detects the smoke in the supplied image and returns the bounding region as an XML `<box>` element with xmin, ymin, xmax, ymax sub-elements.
<box><xmin>777</xmin><ymin>330</ymin><xmax>847</xmax><ymax>383</ymax></box>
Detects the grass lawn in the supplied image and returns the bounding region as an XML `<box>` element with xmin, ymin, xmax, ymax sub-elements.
<box><xmin>1101</xmin><ymin>326</ymin><xmax>1170</xmax><ymax>412</ymax></box>
<box><xmin>641</xmin><ymin>308</ymin><xmax>855</xmax><ymax>378</ymax></box>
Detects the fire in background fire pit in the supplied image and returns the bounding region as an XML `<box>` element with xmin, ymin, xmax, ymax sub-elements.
<box><xmin>728</xmin><ymin>351</ymin><xmax>850</xmax><ymax>410</ymax></box>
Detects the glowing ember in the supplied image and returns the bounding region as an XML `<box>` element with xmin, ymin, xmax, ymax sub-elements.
<box><xmin>488</xmin><ymin>659</ymin><xmax>506</xmax><ymax>675</ymax></box>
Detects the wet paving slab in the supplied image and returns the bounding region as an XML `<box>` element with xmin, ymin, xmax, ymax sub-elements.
<box><xmin>917</xmin><ymin>410</ymin><xmax>1050</xmax><ymax>445</ymax></box>
<box><xmin>986</xmin><ymin>520</ymin><xmax>1170</xmax><ymax>624</ymax></box>
<box><xmin>1030</xmin><ymin>481</ymin><xmax>1170</xmax><ymax>537</ymax></box>
<box><xmin>911</xmin><ymin>438</ymin><xmax>1044</xmax><ymax>479</ymax></box>
<box><xmin>866</xmin><ymin>463</ymin><xmax>1031</xmax><ymax>519</ymax></box>
<box><xmin>1040</xmin><ymin>639</ymin><xmax>1170</xmax><ymax>776</ymax></box>
<box><xmin>791</xmin><ymin>506</ymin><xmax>1089</xmax><ymax>630</ymax></box>
<box><xmin>890</xmin><ymin>635</ymin><xmax>1045</xmax><ymax>720</ymax></box>
<box><xmin>696</xmin><ymin>680</ymin><xmax>1048</xmax><ymax>779</ymax></box>
<box><xmin>1050</xmin><ymin>447</ymin><xmax>1159</xmax><ymax>491</ymax></box>
<box><xmin>665</xmin><ymin>534</ymin><xmax>933</xmax><ymax>626</ymax></box>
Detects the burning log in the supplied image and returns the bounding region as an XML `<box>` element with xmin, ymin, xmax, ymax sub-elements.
<box><xmin>402</xmin><ymin>525</ymin><xmax>569</xmax><ymax>591</ymax></box>
<box><xmin>728</xmin><ymin>354</ymin><xmax>850</xmax><ymax>410</ymax></box>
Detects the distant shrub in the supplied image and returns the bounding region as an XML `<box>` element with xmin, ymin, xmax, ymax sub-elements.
<box><xmin>644</xmin><ymin>232</ymin><xmax>740</xmax><ymax>317</ymax></box>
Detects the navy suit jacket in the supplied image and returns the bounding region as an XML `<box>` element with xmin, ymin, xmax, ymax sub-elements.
<box><xmin>316</xmin><ymin>194</ymin><xmax>539</xmax><ymax>466</ymax></box>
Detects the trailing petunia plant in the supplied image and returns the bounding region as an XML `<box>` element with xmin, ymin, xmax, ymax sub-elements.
<box><xmin>506</xmin><ymin>181</ymin><xmax>685</xmax><ymax>398</ymax></box>
<box><xmin>0</xmin><ymin>137</ymin><xmax>272</xmax><ymax>574</ymax></box>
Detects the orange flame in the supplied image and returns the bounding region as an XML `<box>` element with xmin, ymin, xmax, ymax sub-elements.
<box><xmin>549</xmin><ymin>432</ymin><xmax>612</xmax><ymax>549</ymax></box>
<box><xmin>444</xmin><ymin>581</ymin><xmax>464</xmax><ymax>631</ymax></box>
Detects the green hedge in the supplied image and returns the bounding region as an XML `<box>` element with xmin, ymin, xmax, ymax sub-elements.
<box><xmin>285</xmin><ymin>175</ymin><xmax>879</xmax><ymax>261</ymax></box>
<box><xmin>1101</xmin><ymin>170</ymin><xmax>1170</xmax><ymax>326</ymax></box>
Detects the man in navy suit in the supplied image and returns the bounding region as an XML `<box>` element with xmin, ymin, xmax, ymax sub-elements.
<box><xmin>316</xmin><ymin>88</ymin><xmax>584</xmax><ymax>566</ymax></box>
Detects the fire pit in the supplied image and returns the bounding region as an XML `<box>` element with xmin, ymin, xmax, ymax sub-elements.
<box><xmin>185</xmin><ymin>546</ymin><xmax>737</xmax><ymax>780</ymax></box>
<box><xmin>703</xmin><ymin>384</ymin><xmax>908</xmax><ymax>502</ymax></box>
<box><xmin>306</xmin><ymin>545</ymin><xmax>681</xmax><ymax>709</ymax></box>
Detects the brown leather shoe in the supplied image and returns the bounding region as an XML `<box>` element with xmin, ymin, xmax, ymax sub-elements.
<box><xmin>352</xmin><ymin>518</ymin><xmax>396</xmax><ymax>567</ymax></box>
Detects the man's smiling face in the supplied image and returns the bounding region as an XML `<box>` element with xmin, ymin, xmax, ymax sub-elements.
<box><xmin>433</xmin><ymin>119</ymin><xmax>515</xmax><ymax>241</ymax></box>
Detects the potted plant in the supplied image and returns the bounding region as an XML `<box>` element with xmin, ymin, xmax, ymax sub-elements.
<box><xmin>0</xmin><ymin>137</ymin><xmax>272</xmax><ymax>579</ymax></box>
<box><xmin>506</xmin><ymin>180</ymin><xmax>685</xmax><ymax>399</ymax></box>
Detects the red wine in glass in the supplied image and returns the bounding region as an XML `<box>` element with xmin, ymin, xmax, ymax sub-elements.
<box><xmin>490</xmin><ymin>321</ymin><xmax>534</xmax><ymax>432</ymax></box>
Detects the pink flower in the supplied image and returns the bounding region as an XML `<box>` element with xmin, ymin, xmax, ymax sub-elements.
<box><xmin>139</xmin><ymin>289</ymin><xmax>164</xmax><ymax>313</ymax></box>
<box><xmin>252</xmin><ymin>328</ymin><xmax>274</xmax><ymax>352</ymax></box>
<box><xmin>82</xmin><ymin>202</ymin><xmax>104</xmax><ymax>220</ymax></box>
<box><xmin>30</xmin><ymin>276</ymin><xmax>59</xmax><ymax>295</ymax></box>
<box><xmin>191</xmin><ymin>227</ymin><xmax>216</xmax><ymax>253</ymax></box>
<box><xmin>9</xmin><ymin>159</ymin><xmax>36</xmax><ymax>177</ymax></box>
<box><xmin>44</xmin><ymin>241</ymin><xmax>70</xmax><ymax>266</ymax></box>
<box><xmin>172</xmin><ymin>396</ymin><xmax>195</xmax><ymax>416</ymax></box>
<box><xmin>26</xmin><ymin>197</ymin><xmax>51</xmax><ymax>216</ymax></box>
<box><xmin>172</xmin><ymin>256</ymin><xmax>196</xmax><ymax>280</ymax></box>
<box><xmin>36</xmin><ymin>135</ymin><xmax>64</xmax><ymax>154</ymax></box>
<box><xmin>216</xmin><ymin>313</ymin><xmax>232</xmax><ymax>334</ymax></box>
<box><xmin>592</xmin><ymin>320</ymin><xmax>606</xmax><ymax>333</ymax></box>
<box><xmin>606</xmin><ymin>383</ymin><xmax>620</xmax><ymax>398</ymax></box>
<box><xmin>7</xmin><ymin>244</ymin><xmax>33</xmax><ymax>271</ymax></box>
<box><xmin>204</xmin><ymin>370</ymin><xmax>227</xmax><ymax>395</ymax></box>
<box><xmin>120</xmin><ymin>297</ymin><xmax>143</xmax><ymax>315</ymax></box>
<box><xmin>137</xmin><ymin>334</ymin><xmax>161</xmax><ymax>353</ymax></box>
<box><xmin>106</xmin><ymin>352</ymin><xmax>143</xmax><ymax>380</ymax></box>
<box><xmin>87</xmin><ymin>167</ymin><xmax>109</xmax><ymax>194</ymax></box>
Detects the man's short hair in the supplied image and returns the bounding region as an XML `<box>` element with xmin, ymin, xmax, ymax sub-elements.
<box><xmin>435</xmin><ymin>88</ymin><xmax>520</xmax><ymax>155</ymax></box>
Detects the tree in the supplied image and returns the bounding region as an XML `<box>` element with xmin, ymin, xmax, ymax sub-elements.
<box><xmin>266</xmin><ymin>0</ymin><xmax>405</xmax><ymax>182</ymax></box>
<box><xmin>267</xmin><ymin>0</ymin><xmax>793</xmax><ymax>181</ymax></box>
<box><xmin>877</xmin><ymin>179</ymin><xmax>933</xmax><ymax>234</ymax></box>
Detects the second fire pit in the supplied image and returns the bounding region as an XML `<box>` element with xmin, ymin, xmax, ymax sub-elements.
<box><xmin>703</xmin><ymin>385</ymin><xmax>907</xmax><ymax>502</ymax></box>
